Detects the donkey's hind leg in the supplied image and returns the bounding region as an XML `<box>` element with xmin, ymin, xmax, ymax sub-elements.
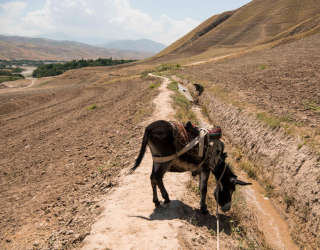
<box><xmin>150</xmin><ymin>164</ymin><xmax>160</xmax><ymax>207</ymax></box>
<box><xmin>154</xmin><ymin>162</ymin><xmax>170</xmax><ymax>204</ymax></box>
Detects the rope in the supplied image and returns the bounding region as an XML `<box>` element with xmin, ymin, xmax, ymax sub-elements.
<box><xmin>216</xmin><ymin>163</ymin><xmax>227</xmax><ymax>250</ymax></box>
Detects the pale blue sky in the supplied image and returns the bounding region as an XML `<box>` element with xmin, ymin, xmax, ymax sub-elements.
<box><xmin>130</xmin><ymin>1</ymin><xmax>251</xmax><ymax>20</ymax></box>
<box><xmin>0</xmin><ymin>0</ymin><xmax>251</xmax><ymax>45</ymax></box>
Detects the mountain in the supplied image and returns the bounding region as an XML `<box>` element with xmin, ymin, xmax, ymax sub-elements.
<box><xmin>0</xmin><ymin>35</ymin><xmax>151</xmax><ymax>60</ymax></box>
<box><xmin>101</xmin><ymin>39</ymin><xmax>166</xmax><ymax>54</ymax></box>
<box><xmin>153</xmin><ymin>0</ymin><xmax>320</xmax><ymax>62</ymax></box>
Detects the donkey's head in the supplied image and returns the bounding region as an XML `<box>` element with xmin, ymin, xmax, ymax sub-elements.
<box><xmin>210</xmin><ymin>140</ymin><xmax>251</xmax><ymax>212</ymax></box>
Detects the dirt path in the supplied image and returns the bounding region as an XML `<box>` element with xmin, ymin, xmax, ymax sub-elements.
<box><xmin>82</xmin><ymin>75</ymin><xmax>191</xmax><ymax>249</ymax></box>
<box><xmin>83</xmin><ymin>74</ymin><xmax>298</xmax><ymax>250</ymax></box>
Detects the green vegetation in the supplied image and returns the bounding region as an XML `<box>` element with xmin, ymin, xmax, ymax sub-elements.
<box><xmin>88</xmin><ymin>104</ymin><xmax>97</xmax><ymax>110</ymax></box>
<box><xmin>256</xmin><ymin>112</ymin><xmax>282</xmax><ymax>129</ymax></box>
<box><xmin>304</xmin><ymin>102</ymin><xmax>320</xmax><ymax>113</ymax></box>
<box><xmin>167</xmin><ymin>81</ymin><xmax>179</xmax><ymax>91</ymax></box>
<box><xmin>32</xmin><ymin>58</ymin><xmax>136</xmax><ymax>78</ymax></box>
<box><xmin>141</xmin><ymin>70</ymin><xmax>153</xmax><ymax>78</ymax></box>
<box><xmin>149</xmin><ymin>82</ymin><xmax>160</xmax><ymax>89</ymax></box>
<box><xmin>0</xmin><ymin>59</ymin><xmax>62</xmax><ymax>68</ymax></box>
<box><xmin>141</xmin><ymin>64</ymin><xmax>181</xmax><ymax>78</ymax></box>
<box><xmin>259</xmin><ymin>64</ymin><xmax>267</xmax><ymax>70</ymax></box>
<box><xmin>172</xmin><ymin>92</ymin><xmax>198</xmax><ymax>124</ymax></box>
<box><xmin>155</xmin><ymin>63</ymin><xmax>180</xmax><ymax>72</ymax></box>
<box><xmin>0</xmin><ymin>68</ymin><xmax>25</xmax><ymax>83</ymax></box>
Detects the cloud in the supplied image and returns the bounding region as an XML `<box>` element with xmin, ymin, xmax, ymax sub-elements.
<box><xmin>0</xmin><ymin>0</ymin><xmax>200</xmax><ymax>45</ymax></box>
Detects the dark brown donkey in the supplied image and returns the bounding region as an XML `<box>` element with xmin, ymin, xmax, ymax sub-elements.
<box><xmin>130</xmin><ymin>120</ymin><xmax>250</xmax><ymax>214</ymax></box>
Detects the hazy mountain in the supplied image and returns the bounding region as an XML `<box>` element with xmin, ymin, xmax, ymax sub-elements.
<box><xmin>0</xmin><ymin>35</ymin><xmax>152</xmax><ymax>60</ymax></box>
<box><xmin>101</xmin><ymin>39</ymin><xmax>166</xmax><ymax>54</ymax></box>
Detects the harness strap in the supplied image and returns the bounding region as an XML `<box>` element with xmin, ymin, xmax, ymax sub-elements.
<box><xmin>152</xmin><ymin>136</ymin><xmax>201</xmax><ymax>163</ymax></box>
<box><xmin>198</xmin><ymin>128</ymin><xmax>208</xmax><ymax>158</ymax></box>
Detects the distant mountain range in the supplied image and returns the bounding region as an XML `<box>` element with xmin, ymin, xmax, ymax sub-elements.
<box><xmin>101</xmin><ymin>39</ymin><xmax>166</xmax><ymax>54</ymax></box>
<box><xmin>0</xmin><ymin>35</ymin><xmax>154</xmax><ymax>61</ymax></box>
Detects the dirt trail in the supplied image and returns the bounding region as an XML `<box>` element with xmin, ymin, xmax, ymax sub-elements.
<box><xmin>83</xmin><ymin>74</ymin><xmax>298</xmax><ymax>250</ymax></box>
<box><xmin>190</xmin><ymin>105</ymin><xmax>298</xmax><ymax>250</ymax></box>
<box><xmin>82</xmin><ymin>75</ymin><xmax>191</xmax><ymax>249</ymax></box>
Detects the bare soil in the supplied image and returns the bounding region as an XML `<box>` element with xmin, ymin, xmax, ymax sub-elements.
<box><xmin>178</xmin><ymin>33</ymin><xmax>320</xmax><ymax>128</ymax></box>
<box><xmin>174</xmin><ymin>34</ymin><xmax>320</xmax><ymax>248</ymax></box>
<box><xmin>0</xmin><ymin>65</ymin><xmax>158</xmax><ymax>249</ymax></box>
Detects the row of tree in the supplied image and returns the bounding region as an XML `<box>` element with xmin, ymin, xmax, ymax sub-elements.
<box><xmin>32</xmin><ymin>58</ymin><xmax>136</xmax><ymax>78</ymax></box>
<box><xmin>0</xmin><ymin>59</ymin><xmax>63</xmax><ymax>68</ymax></box>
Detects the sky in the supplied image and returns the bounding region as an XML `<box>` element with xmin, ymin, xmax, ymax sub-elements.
<box><xmin>0</xmin><ymin>0</ymin><xmax>251</xmax><ymax>45</ymax></box>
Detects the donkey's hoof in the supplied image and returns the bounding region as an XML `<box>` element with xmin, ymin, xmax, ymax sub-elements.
<box><xmin>154</xmin><ymin>201</ymin><xmax>161</xmax><ymax>207</ymax></box>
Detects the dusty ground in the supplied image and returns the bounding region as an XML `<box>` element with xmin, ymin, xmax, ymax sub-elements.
<box><xmin>0</xmin><ymin>65</ymin><xmax>158</xmax><ymax>249</ymax></box>
<box><xmin>178</xmin><ymin>33</ymin><xmax>320</xmax><ymax>128</ymax></box>
<box><xmin>174</xmin><ymin>33</ymin><xmax>320</xmax><ymax>248</ymax></box>
<box><xmin>0</xmin><ymin>69</ymin><xmax>276</xmax><ymax>250</ymax></box>
<box><xmin>81</xmin><ymin>75</ymin><xmax>252</xmax><ymax>250</ymax></box>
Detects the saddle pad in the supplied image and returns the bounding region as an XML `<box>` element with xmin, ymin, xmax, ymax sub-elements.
<box><xmin>208</xmin><ymin>127</ymin><xmax>222</xmax><ymax>140</ymax></box>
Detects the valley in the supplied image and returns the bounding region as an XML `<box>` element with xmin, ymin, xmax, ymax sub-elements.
<box><xmin>1</xmin><ymin>0</ymin><xmax>320</xmax><ymax>249</ymax></box>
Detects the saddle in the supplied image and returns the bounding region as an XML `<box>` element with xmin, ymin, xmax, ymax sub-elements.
<box><xmin>170</xmin><ymin>121</ymin><xmax>222</xmax><ymax>159</ymax></box>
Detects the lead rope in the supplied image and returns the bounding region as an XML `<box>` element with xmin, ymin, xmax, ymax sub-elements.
<box><xmin>216</xmin><ymin>163</ymin><xmax>227</xmax><ymax>250</ymax></box>
<box><xmin>217</xmin><ymin>197</ymin><xmax>220</xmax><ymax>250</ymax></box>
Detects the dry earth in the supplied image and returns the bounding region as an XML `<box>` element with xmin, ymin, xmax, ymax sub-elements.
<box><xmin>0</xmin><ymin>69</ymin><xmax>274</xmax><ymax>250</ymax></box>
<box><xmin>82</xmin><ymin>75</ymin><xmax>238</xmax><ymax>250</ymax></box>
<box><xmin>0</xmin><ymin>65</ymin><xmax>158</xmax><ymax>249</ymax></box>
<box><xmin>178</xmin><ymin>33</ymin><xmax>320</xmax><ymax>129</ymax></box>
<box><xmin>172</xmin><ymin>34</ymin><xmax>320</xmax><ymax>248</ymax></box>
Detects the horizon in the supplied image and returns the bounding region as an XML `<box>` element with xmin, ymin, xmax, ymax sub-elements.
<box><xmin>0</xmin><ymin>0</ymin><xmax>251</xmax><ymax>46</ymax></box>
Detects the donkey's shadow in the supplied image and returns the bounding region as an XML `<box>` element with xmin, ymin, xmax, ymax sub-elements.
<box><xmin>129</xmin><ymin>200</ymin><xmax>232</xmax><ymax>235</ymax></box>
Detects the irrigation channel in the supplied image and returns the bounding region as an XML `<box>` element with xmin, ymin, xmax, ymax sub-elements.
<box><xmin>176</xmin><ymin>79</ymin><xmax>298</xmax><ymax>250</ymax></box>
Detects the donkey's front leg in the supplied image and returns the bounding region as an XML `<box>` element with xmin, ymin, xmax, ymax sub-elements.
<box><xmin>199</xmin><ymin>166</ymin><xmax>210</xmax><ymax>214</ymax></box>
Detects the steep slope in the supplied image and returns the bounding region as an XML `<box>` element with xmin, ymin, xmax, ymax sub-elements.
<box><xmin>0</xmin><ymin>35</ymin><xmax>150</xmax><ymax>60</ymax></box>
<box><xmin>153</xmin><ymin>0</ymin><xmax>320</xmax><ymax>62</ymax></box>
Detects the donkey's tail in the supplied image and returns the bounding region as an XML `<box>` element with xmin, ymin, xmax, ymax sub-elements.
<box><xmin>129</xmin><ymin>128</ymin><xmax>149</xmax><ymax>174</ymax></box>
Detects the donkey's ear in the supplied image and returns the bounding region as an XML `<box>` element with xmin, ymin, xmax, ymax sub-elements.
<box><xmin>230</xmin><ymin>177</ymin><xmax>251</xmax><ymax>186</ymax></box>
<box><xmin>185</xmin><ymin>121</ymin><xmax>193</xmax><ymax>129</ymax></box>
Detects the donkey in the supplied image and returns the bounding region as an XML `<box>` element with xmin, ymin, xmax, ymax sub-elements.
<box><xmin>130</xmin><ymin>120</ymin><xmax>250</xmax><ymax>214</ymax></box>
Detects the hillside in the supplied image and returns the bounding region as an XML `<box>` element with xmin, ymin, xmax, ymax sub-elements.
<box><xmin>153</xmin><ymin>0</ymin><xmax>320</xmax><ymax>62</ymax></box>
<box><xmin>1</xmin><ymin>0</ymin><xmax>320</xmax><ymax>249</ymax></box>
<box><xmin>0</xmin><ymin>35</ymin><xmax>151</xmax><ymax>60</ymax></box>
<box><xmin>101</xmin><ymin>39</ymin><xmax>166</xmax><ymax>54</ymax></box>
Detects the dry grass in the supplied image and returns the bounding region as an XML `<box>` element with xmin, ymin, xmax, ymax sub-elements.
<box><xmin>187</xmin><ymin>174</ymin><xmax>271</xmax><ymax>249</ymax></box>
<box><xmin>148</xmin><ymin>0</ymin><xmax>320</xmax><ymax>65</ymax></box>
<box><xmin>166</xmin><ymin>80</ymin><xmax>198</xmax><ymax>124</ymax></box>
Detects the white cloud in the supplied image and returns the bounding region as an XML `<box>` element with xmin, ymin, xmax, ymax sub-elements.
<box><xmin>0</xmin><ymin>0</ymin><xmax>200</xmax><ymax>45</ymax></box>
